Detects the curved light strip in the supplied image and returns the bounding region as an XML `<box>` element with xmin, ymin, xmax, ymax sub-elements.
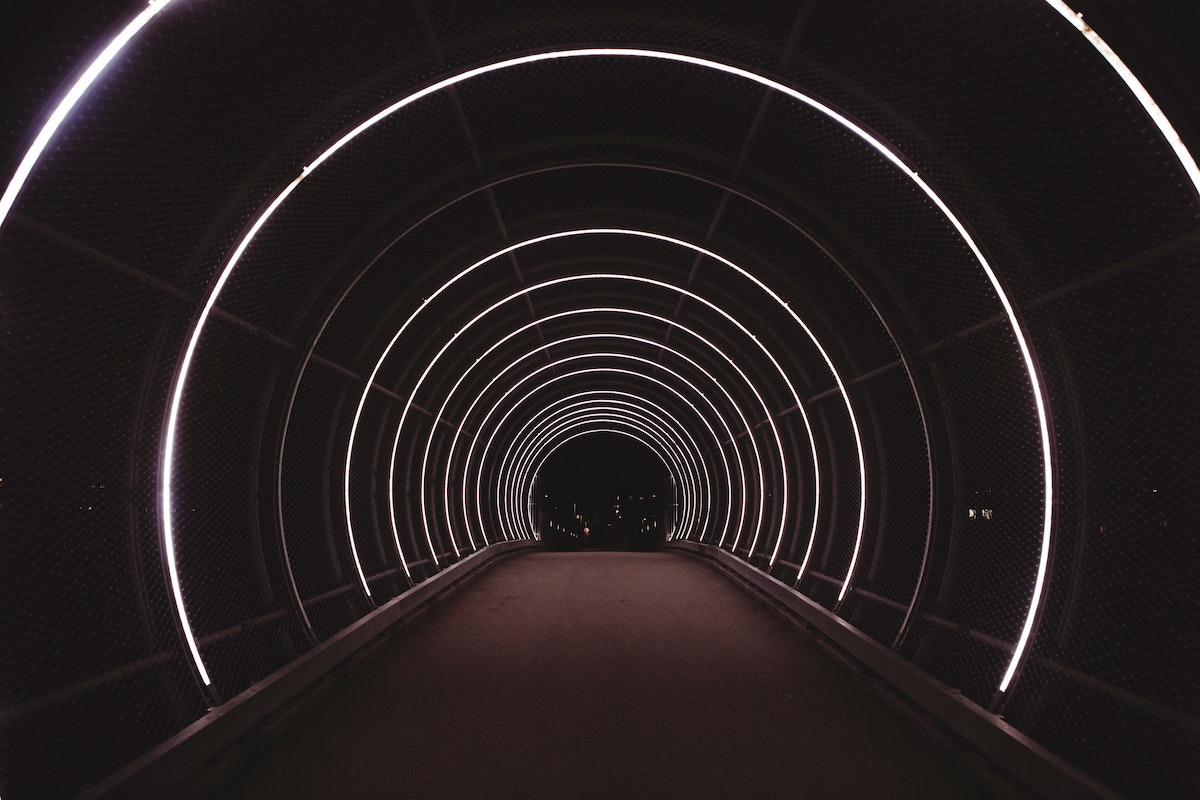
<box><xmin>1</xmin><ymin>0</ymin><xmax>1183</xmax><ymax>607</ymax></box>
<box><xmin>407</xmin><ymin>284</ymin><xmax>809</xmax><ymax>565</ymax></box>
<box><xmin>429</xmin><ymin>309</ymin><xmax>746</xmax><ymax>554</ymax></box>
<box><xmin>533</xmin><ymin>426</ymin><xmax>677</xmax><ymax>523</ymax></box>
<box><xmin>472</xmin><ymin>357</ymin><xmax>734</xmax><ymax>544</ymax></box>
<box><xmin>364</xmin><ymin>233</ymin><xmax>828</xmax><ymax>591</ymax></box>
<box><xmin>420</xmin><ymin>330</ymin><xmax>761</xmax><ymax>560</ymax></box>
<box><xmin>1043</xmin><ymin>1</ymin><xmax>1200</xmax><ymax>199</ymax></box>
<box><xmin>534</xmin><ymin>431</ymin><xmax>682</xmax><ymax>541</ymax></box>
<box><xmin>512</xmin><ymin>405</ymin><xmax>702</xmax><ymax>540</ymax></box>
<box><xmin>466</xmin><ymin>363</ymin><xmax>736</xmax><ymax>550</ymax></box>
<box><xmin>397</xmin><ymin>279</ymin><xmax>759</xmax><ymax>564</ymax></box>
<box><xmin>510</xmin><ymin>412</ymin><xmax>700</xmax><ymax>542</ymax></box>
<box><xmin>2</xmin><ymin>0</ymin><xmax>1186</xmax><ymax>705</ymax></box>
<box><xmin>0</xmin><ymin>0</ymin><xmax>178</xmax><ymax>233</ymax></box>
<box><xmin>501</xmin><ymin>409</ymin><xmax>699</xmax><ymax>542</ymax></box>
<box><xmin>464</xmin><ymin>379</ymin><xmax>736</xmax><ymax>550</ymax></box>
<box><xmin>491</xmin><ymin>389</ymin><xmax>725</xmax><ymax>546</ymax></box>
<box><xmin>152</xmin><ymin>48</ymin><xmax>1067</xmax><ymax>691</ymax></box>
<box><xmin>376</xmin><ymin>258</ymin><xmax>818</xmax><ymax>578</ymax></box>
<box><xmin>533</xmin><ymin>426</ymin><xmax>677</xmax><ymax>538</ymax></box>
<box><xmin>419</xmin><ymin>330</ymin><xmax>729</xmax><ymax>557</ymax></box>
<box><xmin>488</xmin><ymin>367</ymin><xmax>717</xmax><ymax>546</ymax></box>
<box><xmin>506</xmin><ymin>408</ymin><xmax>701</xmax><ymax>542</ymax></box>
<box><xmin>516</xmin><ymin>416</ymin><xmax>694</xmax><ymax>542</ymax></box>
<box><xmin>0</xmin><ymin>0</ymin><xmax>208</xmax><ymax>684</ymax></box>
<box><xmin>168</xmin><ymin>49</ymin><xmax>887</xmax><ymax>632</ymax></box>
<box><xmin>491</xmin><ymin>334</ymin><xmax>750</xmax><ymax>545</ymax></box>
<box><xmin>498</xmin><ymin>402</ymin><xmax>702</xmax><ymax>541</ymax></box>
<box><xmin>520</xmin><ymin>415</ymin><xmax>699</xmax><ymax>542</ymax></box>
<box><xmin>501</xmin><ymin>399</ymin><xmax>708</xmax><ymax>542</ymax></box>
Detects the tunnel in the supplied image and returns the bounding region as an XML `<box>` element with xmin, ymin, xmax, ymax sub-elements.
<box><xmin>1</xmin><ymin>2</ymin><xmax>1197</xmax><ymax>797</ymax></box>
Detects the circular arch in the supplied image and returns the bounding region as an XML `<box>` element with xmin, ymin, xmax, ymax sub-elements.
<box><xmin>153</xmin><ymin>49</ymin><xmax>1056</xmax><ymax>691</ymax></box>
<box><xmin>423</xmin><ymin>304</ymin><xmax>779</xmax><ymax>553</ymax></box>
<box><xmin>503</xmin><ymin>405</ymin><xmax>705</xmax><ymax>542</ymax></box>
<box><xmin>506</xmin><ymin>397</ymin><xmax>713</xmax><ymax>542</ymax></box>
<box><xmin>420</xmin><ymin>330</ymin><xmax>775</xmax><ymax>566</ymax></box>
<box><xmin>464</xmin><ymin>357</ymin><xmax>747</xmax><ymax>558</ymax></box>
<box><xmin>364</xmin><ymin>232</ymin><xmax>840</xmax><ymax>583</ymax></box>
<box><xmin>486</xmin><ymin>397</ymin><xmax>711</xmax><ymax>545</ymax></box>
<box><xmin>532</xmin><ymin>426</ymin><xmax>678</xmax><ymax>541</ymax></box>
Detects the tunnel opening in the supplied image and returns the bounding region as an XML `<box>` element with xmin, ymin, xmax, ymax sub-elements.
<box><xmin>536</xmin><ymin>432</ymin><xmax>668</xmax><ymax>551</ymax></box>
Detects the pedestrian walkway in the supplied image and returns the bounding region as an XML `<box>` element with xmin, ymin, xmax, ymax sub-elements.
<box><xmin>209</xmin><ymin>550</ymin><xmax>991</xmax><ymax>799</ymax></box>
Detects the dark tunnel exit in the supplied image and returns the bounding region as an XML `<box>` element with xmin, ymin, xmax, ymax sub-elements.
<box><xmin>536</xmin><ymin>433</ymin><xmax>668</xmax><ymax>551</ymax></box>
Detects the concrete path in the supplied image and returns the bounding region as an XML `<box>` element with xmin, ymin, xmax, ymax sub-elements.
<box><xmin>210</xmin><ymin>551</ymin><xmax>991</xmax><ymax>799</ymax></box>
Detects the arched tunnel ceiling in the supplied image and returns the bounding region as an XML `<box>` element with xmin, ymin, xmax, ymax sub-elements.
<box><xmin>1</xmin><ymin>2</ymin><xmax>1198</xmax><ymax>798</ymax></box>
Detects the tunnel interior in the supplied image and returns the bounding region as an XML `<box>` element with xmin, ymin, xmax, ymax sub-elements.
<box><xmin>538</xmin><ymin>432</ymin><xmax>668</xmax><ymax>550</ymax></box>
<box><xmin>1</xmin><ymin>1</ymin><xmax>1198</xmax><ymax>798</ymax></box>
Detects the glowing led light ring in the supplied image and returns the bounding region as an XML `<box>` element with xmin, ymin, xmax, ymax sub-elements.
<box><xmin>487</xmin><ymin>335</ymin><xmax>751</xmax><ymax>544</ymax></box>
<box><xmin>1043</xmin><ymin>1</ymin><xmax>1200</xmax><ymax>200</ymax></box>
<box><xmin>395</xmin><ymin>270</ymin><xmax>761</xmax><ymax>566</ymax></box>
<box><xmin>363</xmin><ymin>232</ymin><xmax>823</xmax><ymax>584</ymax></box>
<box><xmin>501</xmin><ymin>400</ymin><xmax>708</xmax><ymax>541</ymax></box>
<box><xmin>421</xmin><ymin>333</ymin><xmax>724</xmax><ymax>555</ymax></box>
<box><xmin>496</xmin><ymin>389</ymin><xmax>729</xmax><ymax>545</ymax></box>
<box><xmin>493</xmin><ymin>388</ymin><xmax>729</xmax><ymax>544</ymax></box>
<box><xmin>505</xmin><ymin>408</ymin><xmax>701</xmax><ymax>542</ymax></box>
<box><xmin>421</xmin><ymin>296</ymin><xmax>796</xmax><ymax>558</ymax></box>
<box><xmin>1</xmin><ymin>6</ymin><xmax>1178</xmax><ymax>651</ymax></box>
<box><xmin>535</xmin><ymin>426</ymin><xmax>676</xmax><ymax>538</ymax></box>
<box><xmin>377</xmin><ymin>255</ymin><xmax>816</xmax><ymax>580</ymax></box>
<box><xmin>493</xmin><ymin>404</ymin><xmax>696</xmax><ymax>539</ymax></box>
<box><xmin>513</xmin><ymin>413</ymin><xmax>701</xmax><ymax>541</ymax></box>
<box><xmin>427</xmin><ymin>308</ymin><xmax>743</xmax><ymax>549</ymax></box>
<box><xmin>311</xmin><ymin>53</ymin><xmax>1026</xmax><ymax>689</ymax></box>
<box><xmin>492</xmin><ymin>372</ymin><xmax>716</xmax><ymax>544</ymax></box>
<box><xmin>402</xmin><ymin>290</ymin><xmax>754</xmax><ymax>561</ymax></box>
<box><xmin>2</xmin><ymin>0</ymin><xmax>1186</xmax><ymax>699</ymax></box>
<box><xmin>509</xmin><ymin>403</ymin><xmax>704</xmax><ymax>538</ymax></box>
<box><xmin>503</xmin><ymin>410</ymin><xmax>699</xmax><ymax>542</ymax></box>
<box><xmin>460</xmin><ymin>377</ymin><xmax>731</xmax><ymax>547</ymax></box>
<box><xmin>494</xmin><ymin>398</ymin><xmax>705</xmax><ymax>542</ymax></box>
<box><xmin>534</xmin><ymin>427</ymin><xmax>677</xmax><ymax>519</ymax></box>
<box><xmin>466</xmin><ymin>363</ymin><xmax>736</xmax><ymax>548</ymax></box>
<box><xmin>0</xmin><ymin>0</ymin><xmax>178</xmax><ymax>232</ymax></box>
<box><xmin>472</xmin><ymin>357</ymin><xmax>735</xmax><ymax>544</ymax></box>
<box><xmin>517</xmin><ymin>416</ymin><xmax>694</xmax><ymax>542</ymax></box>
<box><xmin>519</xmin><ymin>416</ymin><xmax>700</xmax><ymax>541</ymax></box>
<box><xmin>422</xmin><ymin>329</ymin><xmax>760</xmax><ymax>558</ymax></box>
<box><xmin>429</xmin><ymin>309</ymin><xmax>744</xmax><ymax>552</ymax></box>
<box><xmin>499</xmin><ymin>403</ymin><xmax>702</xmax><ymax>541</ymax></box>
<box><xmin>154</xmin><ymin>48</ymin><xmax>1071</xmax><ymax>691</ymax></box>
<box><xmin>0</xmin><ymin>0</ymin><xmax>204</xmax><ymax>682</ymax></box>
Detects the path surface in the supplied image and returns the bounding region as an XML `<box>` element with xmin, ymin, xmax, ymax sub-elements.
<box><xmin>211</xmin><ymin>551</ymin><xmax>990</xmax><ymax>799</ymax></box>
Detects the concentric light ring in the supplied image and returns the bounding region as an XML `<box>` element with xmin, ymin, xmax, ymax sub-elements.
<box><xmin>149</xmin><ymin>48</ymin><xmax>1052</xmax><ymax>692</ymax></box>
<box><xmin>421</xmin><ymin>330</ymin><xmax>774</xmax><ymax>560</ymax></box>
<box><xmin>501</xmin><ymin>403</ymin><xmax>705</xmax><ymax>542</ymax></box>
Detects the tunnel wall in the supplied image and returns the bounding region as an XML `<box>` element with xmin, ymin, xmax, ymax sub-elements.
<box><xmin>1</xmin><ymin>2</ymin><xmax>1197</xmax><ymax>797</ymax></box>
